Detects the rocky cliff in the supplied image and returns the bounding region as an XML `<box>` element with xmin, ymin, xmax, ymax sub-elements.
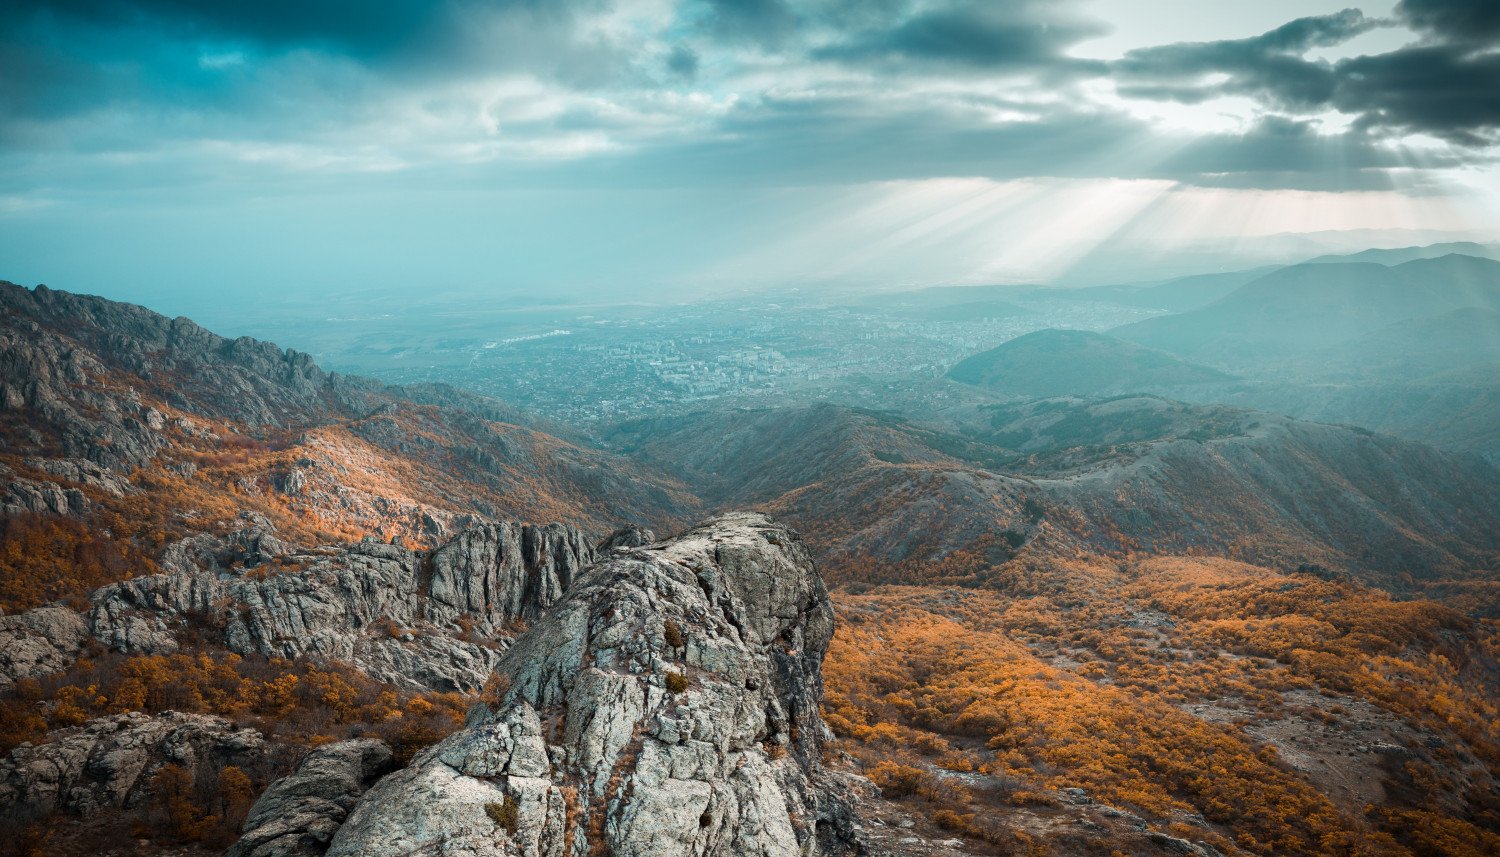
<box><xmin>79</xmin><ymin>515</ymin><xmax>596</xmax><ymax>692</ymax></box>
<box><xmin>231</xmin><ymin>512</ymin><xmax>864</xmax><ymax>857</ymax></box>
<box><xmin>0</xmin><ymin>711</ymin><xmax>269</xmax><ymax>826</ymax></box>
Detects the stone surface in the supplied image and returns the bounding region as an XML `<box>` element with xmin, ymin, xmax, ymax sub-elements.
<box><xmin>226</xmin><ymin>739</ymin><xmax>395</xmax><ymax>857</ymax></box>
<box><xmin>0</xmin><ymin>606</ymin><xmax>90</xmax><ymax>688</ymax></box>
<box><xmin>86</xmin><ymin>518</ymin><xmax>596</xmax><ymax>692</ymax></box>
<box><xmin>327</xmin><ymin>512</ymin><xmax>861</xmax><ymax>857</ymax></box>
<box><xmin>2</xmin><ymin>476</ymin><xmax>88</xmax><ymax>516</ymax></box>
<box><xmin>0</xmin><ymin>711</ymin><xmax>267</xmax><ymax>824</ymax></box>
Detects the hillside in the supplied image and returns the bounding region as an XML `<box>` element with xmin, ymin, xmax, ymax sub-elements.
<box><xmin>2</xmin><ymin>286</ymin><xmax>1500</xmax><ymax>857</ymax></box>
<box><xmin>947</xmin><ymin>329</ymin><xmax>1232</xmax><ymax>397</ymax></box>
<box><xmin>1111</xmin><ymin>255</ymin><xmax>1500</xmax><ymax>366</ymax></box>
<box><xmin>607</xmin><ymin>399</ymin><xmax>1500</xmax><ymax>595</ymax></box>
<box><xmin>1302</xmin><ymin>307</ymin><xmax>1500</xmax><ymax>382</ymax></box>
<box><xmin>0</xmin><ymin>282</ymin><xmax>699</xmax><ymax>611</ymax></box>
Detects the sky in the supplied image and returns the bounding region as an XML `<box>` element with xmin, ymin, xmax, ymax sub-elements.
<box><xmin>1</xmin><ymin>0</ymin><xmax>1498</xmax><ymax>317</ymax></box>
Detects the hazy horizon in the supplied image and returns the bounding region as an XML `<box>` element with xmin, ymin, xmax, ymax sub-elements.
<box><xmin>4</xmin><ymin>0</ymin><xmax>1499</xmax><ymax>325</ymax></box>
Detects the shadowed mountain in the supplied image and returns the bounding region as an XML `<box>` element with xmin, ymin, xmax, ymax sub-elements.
<box><xmin>1303</xmin><ymin>307</ymin><xmax>1500</xmax><ymax>382</ymax></box>
<box><xmin>1040</xmin><ymin>268</ymin><xmax>1276</xmax><ymax>312</ymax></box>
<box><xmin>1111</xmin><ymin>255</ymin><xmax>1500</xmax><ymax>367</ymax></box>
<box><xmin>947</xmin><ymin>329</ymin><xmax>1232</xmax><ymax>397</ymax></box>
<box><xmin>1302</xmin><ymin>241</ymin><xmax>1500</xmax><ymax>266</ymax></box>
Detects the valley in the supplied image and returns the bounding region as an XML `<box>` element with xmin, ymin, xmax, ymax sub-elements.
<box><xmin>3</xmin><ymin>246</ymin><xmax>1500</xmax><ymax>857</ymax></box>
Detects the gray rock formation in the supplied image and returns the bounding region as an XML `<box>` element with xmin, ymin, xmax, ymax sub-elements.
<box><xmin>598</xmin><ymin>524</ymin><xmax>656</xmax><ymax>552</ymax></box>
<box><xmin>1</xmin><ymin>476</ymin><xmax>87</xmax><ymax>516</ymax></box>
<box><xmin>326</xmin><ymin>512</ymin><xmax>860</xmax><ymax>857</ymax></box>
<box><xmin>227</xmin><ymin>739</ymin><xmax>395</xmax><ymax>857</ymax></box>
<box><xmin>0</xmin><ymin>710</ymin><xmax>267</xmax><ymax>824</ymax></box>
<box><xmin>0</xmin><ymin>606</ymin><xmax>90</xmax><ymax>688</ymax></box>
<box><xmin>25</xmin><ymin>457</ymin><xmax>133</xmax><ymax>496</ymax></box>
<box><xmin>86</xmin><ymin>519</ymin><xmax>596</xmax><ymax>691</ymax></box>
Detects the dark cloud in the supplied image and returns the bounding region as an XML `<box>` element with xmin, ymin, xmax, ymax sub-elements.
<box><xmin>519</xmin><ymin>93</ymin><xmax>1426</xmax><ymax>193</ymax></box>
<box><xmin>4</xmin><ymin>0</ymin><xmax>454</xmax><ymax>57</ymax></box>
<box><xmin>1151</xmin><ymin>115</ymin><xmax>1459</xmax><ymax>191</ymax></box>
<box><xmin>1396</xmin><ymin>0</ymin><xmax>1500</xmax><ymax>44</ymax></box>
<box><xmin>0</xmin><ymin>0</ymin><xmax>631</xmax><ymax>145</ymax></box>
<box><xmin>697</xmin><ymin>0</ymin><xmax>799</xmax><ymax>48</ymax></box>
<box><xmin>1115</xmin><ymin>3</ymin><xmax>1500</xmax><ymax>147</ymax></box>
<box><xmin>812</xmin><ymin>1</ymin><xmax>1106</xmax><ymax>74</ymax></box>
<box><xmin>1335</xmin><ymin>46</ymin><xmax>1500</xmax><ymax>146</ymax></box>
<box><xmin>1114</xmin><ymin>10</ymin><xmax>1375</xmax><ymax>109</ymax></box>
<box><xmin>2</xmin><ymin>0</ymin><xmax>1496</xmax><ymax>196</ymax></box>
<box><xmin>666</xmin><ymin>44</ymin><xmax>700</xmax><ymax>77</ymax></box>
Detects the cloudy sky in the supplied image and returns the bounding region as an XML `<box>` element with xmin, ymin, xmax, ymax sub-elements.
<box><xmin>1</xmin><ymin>0</ymin><xmax>1498</xmax><ymax>315</ymax></box>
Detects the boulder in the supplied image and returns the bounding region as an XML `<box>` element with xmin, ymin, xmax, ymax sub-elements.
<box><xmin>226</xmin><ymin>739</ymin><xmax>395</xmax><ymax>857</ymax></box>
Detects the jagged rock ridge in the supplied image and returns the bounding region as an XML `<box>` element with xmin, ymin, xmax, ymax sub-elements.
<box><xmin>286</xmin><ymin>512</ymin><xmax>861</xmax><ymax>857</ymax></box>
<box><xmin>84</xmin><ymin>516</ymin><xmax>596</xmax><ymax>692</ymax></box>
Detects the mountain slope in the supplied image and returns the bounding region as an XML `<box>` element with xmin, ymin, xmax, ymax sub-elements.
<box><xmin>608</xmin><ymin>400</ymin><xmax>1500</xmax><ymax>592</ymax></box>
<box><xmin>1304</xmin><ymin>307</ymin><xmax>1500</xmax><ymax>382</ymax></box>
<box><xmin>1111</xmin><ymin>255</ymin><xmax>1500</xmax><ymax>366</ymax></box>
<box><xmin>947</xmin><ymin>329</ymin><xmax>1232</xmax><ymax>397</ymax></box>
<box><xmin>0</xmin><ymin>281</ymin><xmax>700</xmax><ymax>611</ymax></box>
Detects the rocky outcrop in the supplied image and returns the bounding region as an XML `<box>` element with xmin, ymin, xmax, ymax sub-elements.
<box><xmin>226</xmin><ymin>739</ymin><xmax>395</xmax><ymax>857</ymax></box>
<box><xmin>0</xmin><ymin>606</ymin><xmax>90</xmax><ymax>688</ymax></box>
<box><xmin>326</xmin><ymin>512</ymin><xmax>860</xmax><ymax>857</ymax></box>
<box><xmin>86</xmin><ymin>518</ymin><xmax>596</xmax><ymax>691</ymax></box>
<box><xmin>0</xmin><ymin>711</ymin><xmax>267</xmax><ymax>824</ymax></box>
<box><xmin>2</xmin><ymin>476</ymin><xmax>87</xmax><ymax>516</ymax></box>
<box><xmin>25</xmin><ymin>457</ymin><xmax>133</xmax><ymax>496</ymax></box>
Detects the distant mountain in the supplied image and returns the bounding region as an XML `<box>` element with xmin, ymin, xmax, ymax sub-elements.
<box><xmin>1193</xmin><ymin>377</ymin><xmax>1500</xmax><ymax>465</ymax></box>
<box><xmin>946</xmin><ymin>329</ymin><xmax>1232</xmax><ymax>397</ymax></box>
<box><xmin>1111</xmin><ymin>254</ymin><xmax>1500</xmax><ymax>366</ymax></box>
<box><xmin>1307</xmin><ymin>307</ymin><xmax>1500</xmax><ymax>382</ymax></box>
<box><xmin>1303</xmin><ymin>241</ymin><xmax>1500</xmax><ymax>267</ymax></box>
<box><xmin>607</xmin><ymin>399</ymin><xmax>1500</xmax><ymax>589</ymax></box>
<box><xmin>1040</xmin><ymin>267</ymin><xmax>1276</xmax><ymax>312</ymax></box>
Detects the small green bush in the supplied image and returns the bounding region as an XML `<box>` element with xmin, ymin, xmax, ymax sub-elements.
<box><xmin>665</xmin><ymin>672</ymin><xmax>689</xmax><ymax>694</ymax></box>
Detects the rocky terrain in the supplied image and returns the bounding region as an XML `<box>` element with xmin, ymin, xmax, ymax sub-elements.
<box><xmin>1</xmin><ymin>710</ymin><xmax>272</xmax><ymax>826</ymax></box>
<box><xmin>0</xmin><ymin>510</ymin><xmax>640</xmax><ymax>693</ymax></box>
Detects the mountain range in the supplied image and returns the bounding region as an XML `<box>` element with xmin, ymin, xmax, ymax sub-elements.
<box><xmin>2</xmin><ymin>275</ymin><xmax>1499</xmax><ymax>857</ymax></box>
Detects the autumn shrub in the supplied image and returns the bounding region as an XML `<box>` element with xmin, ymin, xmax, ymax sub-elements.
<box><xmin>866</xmin><ymin>761</ymin><xmax>937</xmax><ymax>800</ymax></box>
<box><xmin>0</xmin><ymin>647</ymin><xmax>467</xmax><ymax>755</ymax></box>
<box><xmin>821</xmin><ymin>572</ymin><xmax>1500</xmax><ymax>857</ymax></box>
<box><xmin>665</xmin><ymin>672</ymin><xmax>689</xmax><ymax>694</ymax></box>
<box><xmin>486</xmin><ymin>796</ymin><xmax>520</xmax><ymax>835</ymax></box>
<box><xmin>663</xmin><ymin>619</ymin><xmax>685</xmax><ymax>649</ymax></box>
